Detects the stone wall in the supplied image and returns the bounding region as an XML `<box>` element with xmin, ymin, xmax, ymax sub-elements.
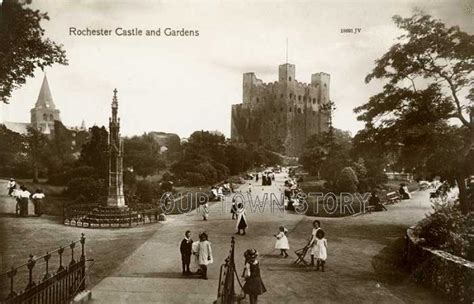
<box><xmin>405</xmin><ymin>225</ymin><xmax>474</xmax><ymax>303</ymax></box>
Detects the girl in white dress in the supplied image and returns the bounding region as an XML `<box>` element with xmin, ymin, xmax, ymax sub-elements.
<box><xmin>314</xmin><ymin>229</ymin><xmax>328</xmax><ymax>272</ymax></box>
<box><xmin>197</xmin><ymin>232</ymin><xmax>213</xmax><ymax>279</ymax></box>
<box><xmin>274</xmin><ymin>226</ymin><xmax>289</xmax><ymax>258</ymax></box>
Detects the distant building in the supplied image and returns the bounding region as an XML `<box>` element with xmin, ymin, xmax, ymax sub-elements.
<box><xmin>2</xmin><ymin>74</ymin><xmax>89</xmax><ymax>155</ymax></box>
<box><xmin>231</xmin><ymin>63</ymin><xmax>331</xmax><ymax>157</ymax></box>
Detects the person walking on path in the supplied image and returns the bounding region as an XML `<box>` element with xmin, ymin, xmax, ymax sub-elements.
<box><xmin>242</xmin><ymin>249</ymin><xmax>266</xmax><ymax>304</ymax></box>
<box><xmin>231</xmin><ymin>198</ymin><xmax>238</xmax><ymax>220</ymax></box>
<box><xmin>202</xmin><ymin>202</ymin><xmax>209</xmax><ymax>221</ymax></box>
<box><xmin>314</xmin><ymin>229</ymin><xmax>328</xmax><ymax>272</ymax></box>
<box><xmin>180</xmin><ymin>230</ymin><xmax>193</xmax><ymax>276</ymax></box>
<box><xmin>7</xmin><ymin>178</ymin><xmax>16</xmax><ymax>196</ymax></box>
<box><xmin>18</xmin><ymin>186</ymin><xmax>31</xmax><ymax>217</ymax></box>
<box><xmin>197</xmin><ymin>232</ymin><xmax>213</xmax><ymax>280</ymax></box>
<box><xmin>274</xmin><ymin>226</ymin><xmax>289</xmax><ymax>258</ymax></box>
<box><xmin>31</xmin><ymin>189</ymin><xmax>45</xmax><ymax>216</ymax></box>
<box><xmin>309</xmin><ymin>220</ymin><xmax>321</xmax><ymax>266</ymax></box>
<box><xmin>235</xmin><ymin>203</ymin><xmax>248</xmax><ymax>235</ymax></box>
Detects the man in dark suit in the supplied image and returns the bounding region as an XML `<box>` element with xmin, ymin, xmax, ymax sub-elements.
<box><xmin>180</xmin><ymin>230</ymin><xmax>193</xmax><ymax>275</ymax></box>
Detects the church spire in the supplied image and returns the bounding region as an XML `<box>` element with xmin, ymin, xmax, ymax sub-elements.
<box><xmin>35</xmin><ymin>74</ymin><xmax>56</xmax><ymax>109</ymax></box>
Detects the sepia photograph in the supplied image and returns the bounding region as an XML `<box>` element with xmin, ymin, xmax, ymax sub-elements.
<box><xmin>0</xmin><ymin>0</ymin><xmax>473</xmax><ymax>303</ymax></box>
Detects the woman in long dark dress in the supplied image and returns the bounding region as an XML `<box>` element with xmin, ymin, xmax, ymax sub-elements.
<box><xmin>242</xmin><ymin>249</ymin><xmax>266</xmax><ymax>304</ymax></box>
<box><xmin>235</xmin><ymin>203</ymin><xmax>248</xmax><ymax>235</ymax></box>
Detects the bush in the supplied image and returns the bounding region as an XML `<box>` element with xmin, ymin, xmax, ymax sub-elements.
<box><xmin>185</xmin><ymin>172</ymin><xmax>206</xmax><ymax>186</ymax></box>
<box><xmin>66</xmin><ymin>177</ymin><xmax>106</xmax><ymax>204</ymax></box>
<box><xmin>336</xmin><ymin>167</ymin><xmax>359</xmax><ymax>193</ymax></box>
<box><xmin>414</xmin><ymin>204</ymin><xmax>472</xmax><ymax>260</ymax></box>
<box><xmin>49</xmin><ymin>166</ymin><xmax>97</xmax><ymax>185</ymax></box>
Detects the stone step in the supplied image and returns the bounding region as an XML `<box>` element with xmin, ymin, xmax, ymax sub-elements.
<box><xmin>90</xmin><ymin>276</ymin><xmax>217</xmax><ymax>303</ymax></box>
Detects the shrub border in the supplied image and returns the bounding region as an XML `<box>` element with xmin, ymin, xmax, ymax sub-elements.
<box><xmin>405</xmin><ymin>223</ymin><xmax>474</xmax><ymax>303</ymax></box>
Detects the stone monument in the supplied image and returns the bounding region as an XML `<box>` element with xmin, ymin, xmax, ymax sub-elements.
<box><xmin>107</xmin><ymin>89</ymin><xmax>126</xmax><ymax>207</ymax></box>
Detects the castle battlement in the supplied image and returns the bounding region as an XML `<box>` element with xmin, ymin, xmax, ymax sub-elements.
<box><xmin>231</xmin><ymin>63</ymin><xmax>331</xmax><ymax>157</ymax></box>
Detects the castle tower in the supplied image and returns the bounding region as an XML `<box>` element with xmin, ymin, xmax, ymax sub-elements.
<box><xmin>30</xmin><ymin>74</ymin><xmax>61</xmax><ymax>133</ymax></box>
<box><xmin>107</xmin><ymin>89</ymin><xmax>126</xmax><ymax>208</ymax></box>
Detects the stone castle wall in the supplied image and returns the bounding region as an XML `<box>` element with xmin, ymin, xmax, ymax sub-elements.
<box><xmin>231</xmin><ymin>63</ymin><xmax>331</xmax><ymax>157</ymax></box>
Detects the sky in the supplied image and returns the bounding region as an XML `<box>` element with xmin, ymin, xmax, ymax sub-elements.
<box><xmin>1</xmin><ymin>0</ymin><xmax>472</xmax><ymax>138</ymax></box>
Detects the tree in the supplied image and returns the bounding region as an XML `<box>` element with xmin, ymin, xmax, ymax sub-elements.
<box><xmin>123</xmin><ymin>134</ymin><xmax>165</xmax><ymax>177</ymax></box>
<box><xmin>354</xmin><ymin>14</ymin><xmax>474</xmax><ymax>213</ymax></box>
<box><xmin>0</xmin><ymin>124</ymin><xmax>27</xmax><ymax>177</ymax></box>
<box><xmin>78</xmin><ymin>126</ymin><xmax>108</xmax><ymax>179</ymax></box>
<box><xmin>300</xmin><ymin>129</ymin><xmax>352</xmax><ymax>188</ymax></box>
<box><xmin>24</xmin><ymin>126</ymin><xmax>48</xmax><ymax>182</ymax></box>
<box><xmin>336</xmin><ymin>167</ymin><xmax>359</xmax><ymax>193</ymax></box>
<box><xmin>0</xmin><ymin>0</ymin><xmax>68</xmax><ymax>104</ymax></box>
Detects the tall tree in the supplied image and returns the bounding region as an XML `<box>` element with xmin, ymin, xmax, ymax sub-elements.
<box><xmin>0</xmin><ymin>0</ymin><xmax>68</xmax><ymax>104</ymax></box>
<box><xmin>123</xmin><ymin>134</ymin><xmax>165</xmax><ymax>177</ymax></box>
<box><xmin>300</xmin><ymin>129</ymin><xmax>352</xmax><ymax>187</ymax></box>
<box><xmin>354</xmin><ymin>14</ymin><xmax>474</xmax><ymax>213</ymax></box>
<box><xmin>25</xmin><ymin>126</ymin><xmax>48</xmax><ymax>182</ymax></box>
<box><xmin>78</xmin><ymin>126</ymin><xmax>109</xmax><ymax>179</ymax></box>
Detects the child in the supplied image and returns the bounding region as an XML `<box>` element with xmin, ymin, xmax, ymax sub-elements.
<box><xmin>242</xmin><ymin>249</ymin><xmax>266</xmax><ymax>304</ymax></box>
<box><xmin>191</xmin><ymin>240</ymin><xmax>201</xmax><ymax>275</ymax></box>
<box><xmin>274</xmin><ymin>226</ymin><xmax>289</xmax><ymax>258</ymax></box>
<box><xmin>180</xmin><ymin>230</ymin><xmax>193</xmax><ymax>275</ymax></box>
<box><xmin>309</xmin><ymin>220</ymin><xmax>321</xmax><ymax>266</ymax></box>
<box><xmin>314</xmin><ymin>229</ymin><xmax>328</xmax><ymax>271</ymax></box>
<box><xmin>197</xmin><ymin>232</ymin><xmax>213</xmax><ymax>280</ymax></box>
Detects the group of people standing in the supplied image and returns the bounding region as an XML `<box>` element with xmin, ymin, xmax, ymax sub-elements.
<box><xmin>7</xmin><ymin>178</ymin><xmax>45</xmax><ymax>217</ymax></box>
<box><xmin>177</xmin><ymin>168</ymin><xmax>329</xmax><ymax>303</ymax></box>
<box><xmin>179</xmin><ymin>230</ymin><xmax>213</xmax><ymax>280</ymax></box>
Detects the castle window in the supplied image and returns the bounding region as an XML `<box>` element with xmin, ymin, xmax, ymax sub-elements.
<box><xmin>50</xmin><ymin>114</ymin><xmax>54</xmax><ymax>121</ymax></box>
<box><xmin>280</xmin><ymin>94</ymin><xmax>284</xmax><ymax>99</ymax></box>
<box><xmin>303</xmin><ymin>96</ymin><xmax>307</xmax><ymax>101</ymax></box>
<box><xmin>289</xmin><ymin>77</ymin><xmax>292</xmax><ymax>81</ymax></box>
<box><xmin>289</xmin><ymin>93</ymin><xmax>293</xmax><ymax>99</ymax></box>
<box><xmin>43</xmin><ymin>114</ymin><xmax>48</xmax><ymax>121</ymax></box>
<box><xmin>289</xmin><ymin>107</ymin><xmax>292</xmax><ymax>112</ymax></box>
<box><xmin>256</xmin><ymin>97</ymin><xmax>259</xmax><ymax>103</ymax></box>
<box><xmin>313</xmin><ymin>98</ymin><xmax>316</xmax><ymax>104</ymax></box>
<box><xmin>280</xmin><ymin>107</ymin><xmax>283</xmax><ymax>112</ymax></box>
<box><xmin>298</xmin><ymin>108</ymin><xmax>302</xmax><ymax>114</ymax></box>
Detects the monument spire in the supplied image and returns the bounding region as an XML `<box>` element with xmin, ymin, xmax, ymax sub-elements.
<box><xmin>107</xmin><ymin>88</ymin><xmax>125</xmax><ymax>208</ymax></box>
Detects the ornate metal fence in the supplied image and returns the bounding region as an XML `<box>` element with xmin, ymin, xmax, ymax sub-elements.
<box><xmin>1</xmin><ymin>234</ymin><xmax>87</xmax><ymax>304</ymax></box>
<box><xmin>216</xmin><ymin>237</ymin><xmax>245</xmax><ymax>304</ymax></box>
<box><xmin>63</xmin><ymin>203</ymin><xmax>162</xmax><ymax>228</ymax></box>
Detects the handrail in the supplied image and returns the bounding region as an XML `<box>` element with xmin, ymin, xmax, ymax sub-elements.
<box><xmin>1</xmin><ymin>234</ymin><xmax>85</xmax><ymax>277</ymax></box>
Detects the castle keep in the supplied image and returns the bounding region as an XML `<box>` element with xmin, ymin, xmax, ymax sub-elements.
<box><xmin>231</xmin><ymin>63</ymin><xmax>331</xmax><ymax>157</ymax></box>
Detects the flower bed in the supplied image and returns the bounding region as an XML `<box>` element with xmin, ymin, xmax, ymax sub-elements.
<box><xmin>64</xmin><ymin>203</ymin><xmax>162</xmax><ymax>228</ymax></box>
